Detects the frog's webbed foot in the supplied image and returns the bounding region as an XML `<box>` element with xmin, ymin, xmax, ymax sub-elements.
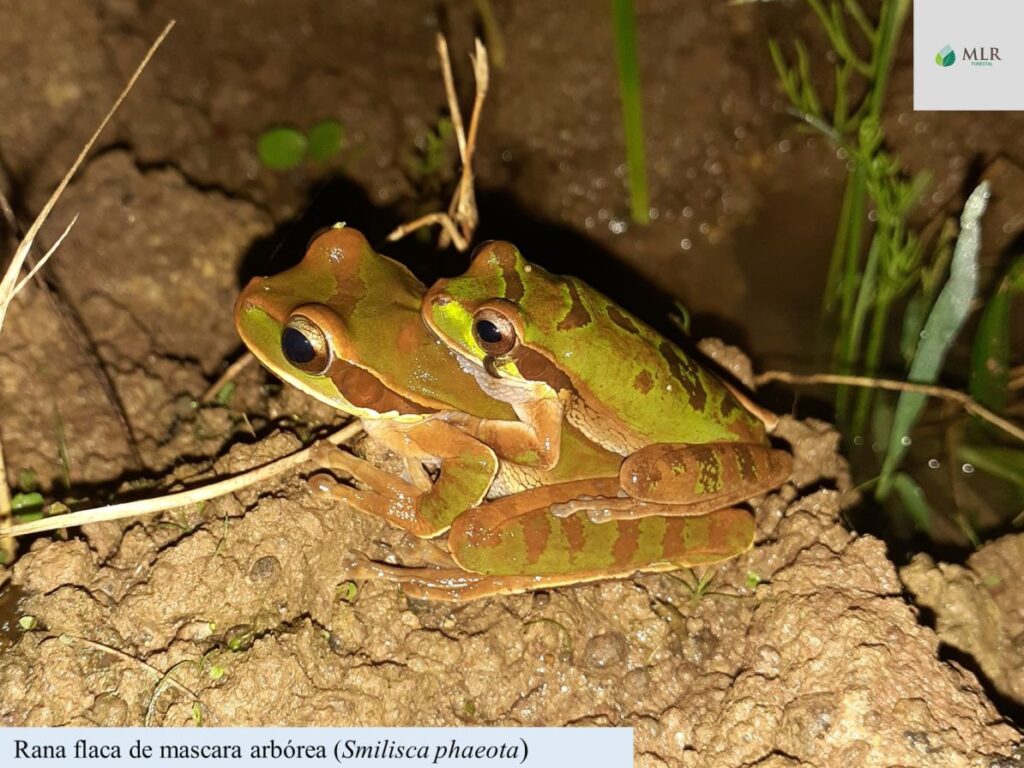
<box><xmin>310</xmin><ymin>440</ymin><xmax>419</xmax><ymax>498</ymax></box>
<box><xmin>309</xmin><ymin>473</ymin><xmax>418</xmax><ymax>524</ymax></box>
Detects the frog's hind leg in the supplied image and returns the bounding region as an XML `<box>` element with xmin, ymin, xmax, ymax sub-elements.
<box><xmin>560</xmin><ymin>442</ymin><xmax>793</xmax><ymax>523</ymax></box>
<box><xmin>622</xmin><ymin>442</ymin><xmax>792</xmax><ymax>505</ymax></box>
<box><xmin>343</xmin><ymin>503</ymin><xmax>754</xmax><ymax>602</ymax></box>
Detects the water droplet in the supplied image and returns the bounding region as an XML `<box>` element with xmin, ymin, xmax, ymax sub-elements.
<box><xmin>900</xmin><ymin>435</ymin><xmax>912</xmax><ymax>447</ymax></box>
<box><xmin>608</xmin><ymin>218</ymin><xmax>627</xmax><ymax>235</ymax></box>
<box><xmin>680</xmin><ymin>238</ymin><xmax>692</xmax><ymax>251</ymax></box>
<box><xmin>682</xmin><ymin>206</ymin><xmax>694</xmax><ymax>219</ymax></box>
<box><xmin>961</xmin><ymin>463</ymin><xmax>975</xmax><ymax>475</ymax></box>
<box><xmin>928</xmin><ymin>458</ymin><xmax>940</xmax><ymax>469</ymax></box>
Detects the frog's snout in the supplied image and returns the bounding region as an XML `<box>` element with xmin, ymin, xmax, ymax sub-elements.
<box><xmin>424</xmin><ymin>280</ymin><xmax>451</xmax><ymax>309</ymax></box>
<box><xmin>234</xmin><ymin>276</ymin><xmax>285</xmax><ymax>324</ymax></box>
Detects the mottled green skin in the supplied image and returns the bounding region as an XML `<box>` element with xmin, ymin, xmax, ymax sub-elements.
<box><xmin>234</xmin><ymin>227</ymin><xmax>756</xmax><ymax>589</ymax></box>
<box><xmin>424</xmin><ymin>242</ymin><xmax>768</xmax><ymax>450</ymax></box>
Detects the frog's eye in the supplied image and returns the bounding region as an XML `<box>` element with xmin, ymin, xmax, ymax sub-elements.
<box><xmin>282</xmin><ymin>314</ymin><xmax>332</xmax><ymax>375</ymax></box>
<box><xmin>472</xmin><ymin>307</ymin><xmax>517</xmax><ymax>357</ymax></box>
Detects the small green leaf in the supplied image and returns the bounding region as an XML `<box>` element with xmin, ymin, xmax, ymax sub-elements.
<box><xmin>209</xmin><ymin>665</ymin><xmax>225</xmax><ymax>681</ymax></box>
<box><xmin>18</xmin><ymin>615</ymin><xmax>38</xmax><ymax>631</ymax></box>
<box><xmin>890</xmin><ymin>472</ymin><xmax>933</xmax><ymax>532</ymax></box>
<box><xmin>191</xmin><ymin>701</ymin><xmax>203</xmax><ymax>726</ymax></box>
<box><xmin>336</xmin><ymin>580</ymin><xmax>358</xmax><ymax>603</ymax></box>
<box><xmin>12</xmin><ymin>492</ymin><xmax>44</xmax><ymax>515</ymax></box>
<box><xmin>306</xmin><ymin>120</ymin><xmax>344</xmax><ymax>162</ymax></box>
<box><xmin>258</xmin><ymin>127</ymin><xmax>307</xmax><ymax>170</ymax></box>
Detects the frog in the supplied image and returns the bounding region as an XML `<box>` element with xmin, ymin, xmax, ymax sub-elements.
<box><xmin>421</xmin><ymin>239</ymin><xmax>793</xmax><ymax>524</ymax></box>
<box><xmin>234</xmin><ymin>226</ymin><xmax>755</xmax><ymax>600</ymax></box>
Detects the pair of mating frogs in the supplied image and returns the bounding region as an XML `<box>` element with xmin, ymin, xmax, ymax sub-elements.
<box><xmin>234</xmin><ymin>226</ymin><xmax>792</xmax><ymax>601</ymax></box>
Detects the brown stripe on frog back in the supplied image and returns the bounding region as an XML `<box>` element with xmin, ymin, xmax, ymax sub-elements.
<box><xmin>694</xmin><ymin>445</ymin><xmax>724</xmax><ymax>494</ymax></box>
<box><xmin>509</xmin><ymin>346</ymin><xmax>577</xmax><ymax>394</ymax></box>
<box><xmin>328</xmin><ymin>359</ymin><xmax>435</xmax><ymax>414</ymax></box>
<box><xmin>658</xmin><ymin>340</ymin><xmax>707</xmax><ymax>412</ymax></box>
<box><xmin>731</xmin><ymin>443</ymin><xmax>759</xmax><ymax>483</ymax></box>
<box><xmin>556</xmin><ymin>279</ymin><xmax>593</xmax><ymax>331</ymax></box>
<box><xmin>487</xmin><ymin>242</ymin><xmax>525</xmax><ymax>302</ymax></box>
<box><xmin>612</xmin><ymin>522</ymin><xmax>640</xmax><ymax>567</ymax></box>
<box><xmin>660</xmin><ymin>517</ymin><xmax>690</xmax><ymax>561</ymax></box>
<box><xmin>522</xmin><ymin>509</ymin><xmax>552</xmax><ymax>565</ymax></box>
<box><xmin>562</xmin><ymin>513</ymin><xmax>586</xmax><ymax>552</ymax></box>
<box><xmin>607</xmin><ymin>304</ymin><xmax>640</xmax><ymax>335</ymax></box>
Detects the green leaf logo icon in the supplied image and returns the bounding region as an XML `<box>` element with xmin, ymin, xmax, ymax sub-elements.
<box><xmin>935</xmin><ymin>44</ymin><xmax>955</xmax><ymax>67</ymax></box>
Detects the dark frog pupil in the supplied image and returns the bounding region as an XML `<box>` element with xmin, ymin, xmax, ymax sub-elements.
<box><xmin>475</xmin><ymin>320</ymin><xmax>503</xmax><ymax>344</ymax></box>
<box><xmin>282</xmin><ymin>327</ymin><xmax>315</xmax><ymax>364</ymax></box>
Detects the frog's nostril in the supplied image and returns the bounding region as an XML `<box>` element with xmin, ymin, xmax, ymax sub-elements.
<box><xmin>432</xmin><ymin>294</ymin><xmax>450</xmax><ymax>308</ymax></box>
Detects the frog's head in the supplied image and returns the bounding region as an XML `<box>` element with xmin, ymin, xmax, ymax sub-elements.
<box><xmin>235</xmin><ymin>225</ymin><xmax>434</xmax><ymax>419</ymax></box>
<box><xmin>423</xmin><ymin>241</ymin><xmax>573</xmax><ymax>395</ymax></box>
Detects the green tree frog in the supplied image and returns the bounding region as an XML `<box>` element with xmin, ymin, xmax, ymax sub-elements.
<box><xmin>422</xmin><ymin>240</ymin><xmax>793</xmax><ymax>523</ymax></box>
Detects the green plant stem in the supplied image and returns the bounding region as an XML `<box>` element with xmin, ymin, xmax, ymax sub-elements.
<box><xmin>823</xmin><ymin>167</ymin><xmax>856</xmax><ymax>313</ymax></box>
<box><xmin>611</xmin><ymin>0</ymin><xmax>650</xmax><ymax>225</ymax></box>
<box><xmin>851</xmin><ymin>292</ymin><xmax>893</xmax><ymax>434</ymax></box>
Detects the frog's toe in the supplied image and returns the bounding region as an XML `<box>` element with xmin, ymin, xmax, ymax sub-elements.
<box><xmin>309</xmin><ymin>440</ymin><xmax>340</xmax><ymax>467</ymax></box>
<box><xmin>549</xmin><ymin>501</ymin><xmax>575</xmax><ymax>518</ymax></box>
<box><xmin>586</xmin><ymin>508</ymin><xmax>614</xmax><ymax>524</ymax></box>
<box><xmin>308</xmin><ymin>472</ymin><xmax>339</xmax><ymax>497</ymax></box>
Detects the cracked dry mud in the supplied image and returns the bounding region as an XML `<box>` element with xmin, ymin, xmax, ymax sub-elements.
<box><xmin>0</xmin><ymin>148</ymin><xmax>1019</xmax><ymax>764</ymax></box>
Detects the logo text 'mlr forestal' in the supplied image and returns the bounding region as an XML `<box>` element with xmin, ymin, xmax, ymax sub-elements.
<box><xmin>962</xmin><ymin>47</ymin><xmax>1002</xmax><ymax>64</ymax></box>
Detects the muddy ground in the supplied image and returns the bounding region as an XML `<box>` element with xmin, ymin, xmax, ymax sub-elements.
<box><xmin>0</xmin><ymin>0</ymin><xmax>1022</xmax><ymax>764</ymax></box>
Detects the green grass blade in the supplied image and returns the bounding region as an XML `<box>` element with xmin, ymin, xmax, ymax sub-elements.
<box><xmin>890</xmin><ymin>472</ymin><xmax>933</xmax><ymax>532</ymax></box>
<box><xmin>969</xmin><ymin>255</ymin><xmax>1024</xmax><ymax>412</ymax></box>
<box><xmin>876</xmin><ymin>182</ymin><xmax>990</xmax><ymax>498</ymax></box>
<box><xmin>611</xmin><ymin>0</ymin><xmax>650</xmax><ymax>225</ymax></box>
<box><xmin>959</xmin><ymin>444</ymin><xmax>1024</xmax><ymax>489</ymax></box>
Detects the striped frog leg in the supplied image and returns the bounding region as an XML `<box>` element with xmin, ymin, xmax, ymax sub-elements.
<box><xmin>341</xmin><ymin>478</ymin><xmax>755</xmax><ymax>601</ymax></box>
<box><xmin>551</xmin><ymin>442</ymin><xmax>793</xmax><ymax>522</ymax></box>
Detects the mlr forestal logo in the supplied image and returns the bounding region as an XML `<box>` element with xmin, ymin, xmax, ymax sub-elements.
<box><xmin>936</xmin><ymin>44</ymin><xmax>1003</xmax><ymax>67</ymax></box>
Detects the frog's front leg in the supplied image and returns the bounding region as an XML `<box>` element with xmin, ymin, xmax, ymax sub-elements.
<box><xmin>343</xmin><ymin>479</ymin><xmax>755</xmax><ymax>602</ymax></box>
<box><xmin>554</xmin><ymin>441</ymin><xmax>793</xmax><ymax>522</ymax></box>
<box><xmin>440</xmin><ymin>394</ymin><xmax>564</xmax><ymax>470</ymax></box>
<box><xmin>310</xmin><ymin>418</ymin><xmax>498</xmax><ymax>538</ymax></box>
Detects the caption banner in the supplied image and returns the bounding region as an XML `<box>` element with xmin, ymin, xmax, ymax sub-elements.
<box><xmin>2</xmin><ymin>727</ymin><xmax>632</xmax><ymax>768</ymax></box>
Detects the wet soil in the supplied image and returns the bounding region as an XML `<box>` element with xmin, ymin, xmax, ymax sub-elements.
<box><xmin>0</xmin><ymin>0</ymin><xmax>1022</xmax><ymax>761</ymax></box>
